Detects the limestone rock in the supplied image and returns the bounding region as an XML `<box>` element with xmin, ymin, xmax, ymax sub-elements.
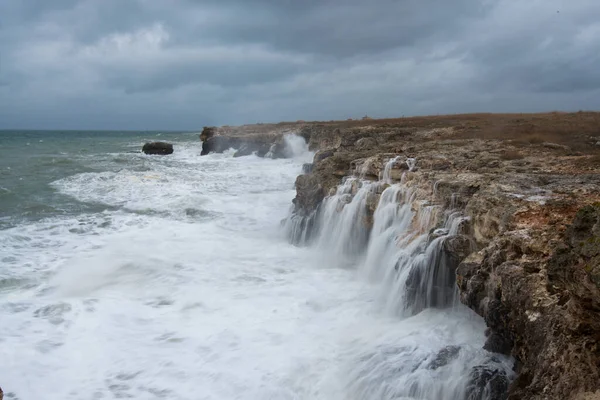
<box><xmin>199</xmin><ymin>126</ymin><xmax>216</xmax><ymax>142</ymax></box>
<box><xmin>467</xmin><ymin>364</ymin><xmax>510</xmax><ymax>400</ymax></box>
<box><xmin>428</xmin><ymin>346</ymin><xmax>461</xmax><ymax>370</ymax></box>
<box><xmin>293</xmin><ymin>174</ymin><xmax>324</xmax><ymax>217</ymax></box>
<box><xmin>201</xmin><ymin>136</ymin><xmax>240</xmax><ymax>155</ymax></box>
<box><xmin>217</xmin><ymin>113</ymin><xmax>600</xmax><ymax>399</ymax></box>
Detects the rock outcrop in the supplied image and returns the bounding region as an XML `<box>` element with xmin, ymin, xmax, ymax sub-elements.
<box><xmin>142</xmin><ymin>142</ymin><xmax>173</xmax><ymax>155</ymax></box>
<box><xmin>277</xmin><ymin>112</ymin><xmax>600</xmax><ymax>399</ymax></box>
<box><xmin>199</xmin><ymin>123</ymin><xmax>300</xmax><ymax>158</ymax></box>
<box><xmin>201</xmin><ymin>113</ymin><xmax>600</xmax><ymax>398</ymax></box>
<box><xmin>199</xmin><ymin>126</ymin><xmax>216</xmax><ymax>142</ymax></box>
<box><xmin>457</xmin><ymin>202</ymin><xmax>600</xmax><ymax>399</ymax></box>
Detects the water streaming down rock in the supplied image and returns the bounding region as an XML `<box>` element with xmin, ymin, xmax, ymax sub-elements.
<box><xmin>285</xmin><ymin>156</ymin><xmax>515</xmax><ymax>400</ymax></box>
<box><xmin>382</xmin><ymin>156</ymin><xmax>402</xmax><ymax>184</ymax></box>
<box><xmin>284</xmin><ymin>210</ymin><xmax>318</xmax><ymax>246</ymax></box>
<box><xmin>316</xmin><ymin>178</ymin><xmax>375</xmax><ymax>266</ymax></box>
<box><xmin>383</xmin><ymin>210</ymin><xmax>469</xmax><ymax>317</ymax></box>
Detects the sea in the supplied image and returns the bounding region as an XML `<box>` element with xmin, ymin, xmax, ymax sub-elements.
<box><xmin>0</xmin><ymin>130</ymin><xmax>512</xmax><ymax>400</ymax></box>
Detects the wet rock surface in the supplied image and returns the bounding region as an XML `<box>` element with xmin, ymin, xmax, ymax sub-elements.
<box><xmin>467</xmin><ymin>364</ymin><xmax>510</xmax><ymax>400</ymax></box>
<box><xmin>199</xmin><ymin>123</ymin><xmax>297</xmax><ymax>158</ymax></box>
<box><xmin>428</xmin><ymin>346</ymin><xmax>461</xmax><ymax>370</ymax></box>
<box><xmin>210</xmin><ymin>112</ymin><xmax>600</xmax><ymax>399</ymax></box>
<box><xmin>199</xmin><ymin>126</ymin><xmax>216</xmax><ymax>142</ymax></box>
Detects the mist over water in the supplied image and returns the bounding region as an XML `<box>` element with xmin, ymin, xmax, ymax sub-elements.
<box><xmin>0</xmin><ymin>131</ymin><xmax>510</xmax><ymax>399</ymax></box>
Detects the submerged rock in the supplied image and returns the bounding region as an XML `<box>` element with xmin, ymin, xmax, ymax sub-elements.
<box><xmin>427</xmin><ymin>346</ymin><xmax>461</xmax><ymax>370</ymax></box>
<box><xmin>467</xmin><ymin>365</ymin><xmax>510</xmax><ymax>400</ymax></box>
<box><xmin>142</xmin><ymin>142</ymin><xmax>173</xmax><ymax>155</ymax></box>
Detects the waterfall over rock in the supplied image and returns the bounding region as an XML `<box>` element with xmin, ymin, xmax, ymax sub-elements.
<box><xmin>285</xmin><ymin>156</ymin><xmax>515</xmax><ymax>400</ymax></box>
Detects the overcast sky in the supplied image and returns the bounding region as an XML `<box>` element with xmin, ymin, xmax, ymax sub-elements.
<box><xmin>1</xmin><ymin>0</ymin><xmax>599</xmax><ymax>130</ymax></box>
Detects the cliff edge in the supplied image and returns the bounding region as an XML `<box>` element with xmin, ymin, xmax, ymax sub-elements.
<box><xmin>206</xmin><ymin>112</ymin><xmax>600</xmax><ymax>399</ymax></box>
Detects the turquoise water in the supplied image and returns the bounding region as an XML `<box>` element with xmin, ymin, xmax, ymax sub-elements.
<box><xmin>0</xmin><ymin>130</ymin><xmax>195</xmax><ymax>228</ymax></box>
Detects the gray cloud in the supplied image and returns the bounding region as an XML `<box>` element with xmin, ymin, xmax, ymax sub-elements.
<box><xmin>1</xmin><ymin>0</ymin><xmax>599</xmax><ymax>130</ymax></box>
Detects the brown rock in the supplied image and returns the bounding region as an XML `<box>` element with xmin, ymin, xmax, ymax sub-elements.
<box><xmin>217</xmin><ymin>113</ymin><xmax>600</xmax><ymax>399</ymax></box>
<box><xmin>199</xmin><ymin>126</ymin><xmax>216</xmax><ymax>142</ymax></box>
<box><xmin>142</xmin><ymin>142</ymin><xmax>173</xmax><ymax>155</ymax></box>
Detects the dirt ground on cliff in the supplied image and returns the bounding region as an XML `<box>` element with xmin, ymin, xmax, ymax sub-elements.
<box><xmin>311</xmin><ymin>111</ymin><xmax>600</xmax><ymax>152</ymax></box>
<box><xmin>227</xmin><ymin>112</ymin><xmax>600</xmax><ymax>167</ymax></box>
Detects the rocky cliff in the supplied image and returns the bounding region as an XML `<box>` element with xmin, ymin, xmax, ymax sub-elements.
<box><xmin>206</xmin><ymin>112</ymin><xmax>600</xmax><ymax>399</ymax></box>
<box><xmin>199</xmin><ymin>124</ymin><xmax>310</xmax><ymax>158</ymax></box>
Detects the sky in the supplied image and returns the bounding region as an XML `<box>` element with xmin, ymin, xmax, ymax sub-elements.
<box><xmin>1</xmin><ymin>0</ymin><xmax>600</xmax><ymax>130</ymax></box>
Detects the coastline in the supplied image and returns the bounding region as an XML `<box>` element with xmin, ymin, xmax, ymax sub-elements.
<box><xmin>200</xmin><ymin>112</ymin><xmax>600</xmax><ymax>400</ymax></box>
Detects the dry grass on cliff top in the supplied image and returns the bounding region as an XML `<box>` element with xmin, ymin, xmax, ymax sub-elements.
<box><xmin>311</xmin><ymin>111</ymin><xmax>600</xmax><ymax>152</ymax></box>
<box><xmin>245</xmin><ymin>111</ymin><xmax>600</xmax><ymax>154</ymax></box>
<box><xmin>231</xmin><ymin>112</ymin><xmax>600</xmax><ymax>168</ymax></box>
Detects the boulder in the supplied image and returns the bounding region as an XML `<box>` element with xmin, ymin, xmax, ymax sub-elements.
<box><xmin>142</xmin><ymin>142</ymin><xmax>173</xmax><ymax>155</ymax></box>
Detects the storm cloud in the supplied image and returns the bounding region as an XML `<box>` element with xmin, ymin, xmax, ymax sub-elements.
<box><xmin>1</xmin><ymin>0</ymin><xmax>599</xmax><ymax>129</ymax></box>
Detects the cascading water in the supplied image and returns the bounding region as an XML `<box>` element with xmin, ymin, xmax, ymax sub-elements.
<box><xmin>316</xmin><ymin>178</ymin><xmax>375</xmax><ymax>267</ymax></box>
<box><xmin>382</xmin><ymin>156</ymin><xmax>402</xmax><ymax>184</ymax></box>
<box><xmin>287</xmin><ymin>156</ymin><xmax>514</xmax><ymax>400</ymax></box>
<box><xmin>264</xmin><ymin>143</ymin><xmax>278</xmax><ymax>158</ymax></box>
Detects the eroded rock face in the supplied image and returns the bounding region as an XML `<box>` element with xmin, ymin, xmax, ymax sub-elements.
<box><xmin>467</xmin><ymin>364</ymin><xmax>510</xmax><ymax>400</ymax></box>
<box><xmin>201</xmin><ymin>136</ymin><xmax>241</xmax><ymax>155</ymax></box>
<box><xmin>199</xmin><ymin>126</ymin><xmax>216</xmax><ymax>142</ymax></box>
<box><xmin>211</xmin><ymin>114</ymin><xmax>600</xmax><ymax>399</ymax></box>
<box><xmin>279</xmin><ymin>113</ymin><xmax>600</xmax><ymax>399</ymax></box>
<box><xmin>232</xmin><ymin>141</ymin><xmax>272</xmax><ymax>158</ymax></box>
<box><xmin>456</xmin><ymin>204</ymin><xmax>600</xmax><ymax>399</ymax></box>
<box><xmin>293</xmin><ymin>174</ymin><xmax>324</xmax><ymax>217</ymax></box>
<box><xmin>142</xmin><ymin>142</ymin><xmax>173</xmax><ymax>155</ymax></box>
<box><xmin>199</xmin><ymin>124</ymin><xmax>298</xmax><ymax>158</ymax></box>
<box><xmin>428</xmin><ymin>346</ymin><xmax>461</xmax><ymax>370</ymax></box>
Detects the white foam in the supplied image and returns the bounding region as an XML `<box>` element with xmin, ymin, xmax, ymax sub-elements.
<box><xmin>0</xmin><ymin>137</ymin><xmax>510</xmax><ymax>400</ymax></box>
<box><xmin>294</xmin><ymin>158</ymin><xmax>515</xmax><ymax>398</ymax></box>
